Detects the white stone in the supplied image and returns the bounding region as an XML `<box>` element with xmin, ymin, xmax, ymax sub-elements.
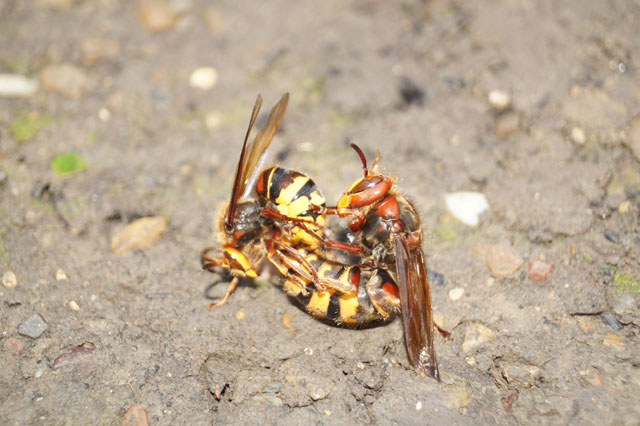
<box><xmin>448</xmin><ymin>287</ymin><xmax>464</xmax><ymax>301</ymax></box>
<box><xmin>98</xmin><ymin>107</ymin><xmax>111</xmax><ymax>121</ymax></box>
<box><xmin>189</xmin><ymin>67</ymin><xmax>218</xmax><ymax>90</ymax></box>
<box><xmin>444</xmin><ymin>192</ymin><xmax>489</xmax><ymax>227</ymax></box>
<box><xmin>55</xmin><ymin>269</ymin><xmax>68</xmax><ymax>281</ymax></box>
<box><xmin>2</xmin><ymin>271</ymin><xmax>18</xmax><ymax>288</ymax></box>
<box><xmin>488</xmin><ymin>90</ymin><xmax>511</xmax><ymax>111</ymax></box>
<box><xmin>570</xmin><ymin>127</ymin><xmax>586</xmax><ymax>145</ymax></box>
<box><xmin>0</xmin><ymin>74</ymin><xmax>39</xmax><ymax>97</ymax></box>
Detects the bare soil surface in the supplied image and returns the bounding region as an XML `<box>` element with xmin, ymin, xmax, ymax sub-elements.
<box><xmin>1</xmin><ymin>0</ymin><xmax>639</xmax><ymax>424</ymax></box>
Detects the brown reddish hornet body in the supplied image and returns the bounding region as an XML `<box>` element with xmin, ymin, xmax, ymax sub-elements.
<box><xmin>317</xmin><ymin>144</ymin><xmax>446</xmax><ymax>379</ymax></box>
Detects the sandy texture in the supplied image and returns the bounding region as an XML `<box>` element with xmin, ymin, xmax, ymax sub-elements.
<box><xmin>1</xmin><ymin>1</ymin><xmax>639</xmax><ymax>424</ymax></box>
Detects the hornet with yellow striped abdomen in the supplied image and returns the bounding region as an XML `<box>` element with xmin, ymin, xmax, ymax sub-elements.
<box><xmin>201</xmin><ymin>93</ymin><xmax>361</xmax><ymax>308</ymax></box>
<box><xmin>280</xmin><ymin>246</ymin><xmax>402</xmax><ymax>327</ymax></box>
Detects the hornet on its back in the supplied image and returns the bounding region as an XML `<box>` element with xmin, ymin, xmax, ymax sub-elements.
<box><xmin>314</xmin><ymin>144</ymin><xmax>446</xmax><ymax>379</ymax></box>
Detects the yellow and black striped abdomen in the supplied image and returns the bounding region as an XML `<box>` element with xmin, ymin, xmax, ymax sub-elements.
<box><xmin>256</xmin><ymin>167</ymin><xmax>326</xmax><ymax>245</ymax></box>
<box><xmin>281</xmin><ymin>252</ymin><xmax>400</xmax><ymax>327</ymax></box>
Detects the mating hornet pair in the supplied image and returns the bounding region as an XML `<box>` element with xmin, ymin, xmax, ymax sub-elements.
<box><xmin>201</xmin><ymin>93</ymin><xmax>443</xmax><ymax>379</ymax></box>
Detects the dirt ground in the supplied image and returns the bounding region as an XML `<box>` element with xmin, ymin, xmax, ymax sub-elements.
<box><xmin>1</xmin><ymin>0</ymin><xmax>639</xmax><ymax>424</ymax></box>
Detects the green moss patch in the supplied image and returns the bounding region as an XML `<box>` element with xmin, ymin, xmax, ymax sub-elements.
<box><xmin>613</xmin><ymin>272</ymin><xmax>640</xmax><ymax>292</ymax></box>
<box><xmin>51</xmin><ymin>152</ymin><xmax>87</xmax><ymax>176</ymax></box>
<box><xmin>11</xmin><ymin>113</ymin><xmax>50</xmax><ymax>143</ymax></box>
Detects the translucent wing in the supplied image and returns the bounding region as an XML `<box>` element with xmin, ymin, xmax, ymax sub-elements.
<box><xmin>394</xmin><ymin>233</ymin><xmax>439</xmax><ymax>380</ymax></box>
<box><xmin>226</xmin><ymin>93</ymin><xmax>289</xmax><ymax>229</ymax></box>
<box><xmin>239</xmin><ymin>92</ymin><xmax>289</xmax><ymax>199</ymax></box>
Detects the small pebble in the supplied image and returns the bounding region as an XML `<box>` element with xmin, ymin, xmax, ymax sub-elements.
<box><xmin>122</xmin><ymin>404</ymin><xmax>150</xmax><ymax>426</ymax></box>
<box><xmin>2</xmin><ymin>270</ymin><xmax>18</xmax><ymax>288</ymax></box>
<box><xmin>52</xmin><ymin>342</ymin><xmax>96</xmax><ymax>369</ymax></box>
<box><xmin>488</xmin><ymin>90</ymin><xmax>511</xmax><ymax>111</ymax></box>
<box><xmin>461</xmin><ymin>322</ymin><xmax>496</xmax><ymax>353</ymax></box>
<box><xmin>324</xmin><ymin>410</ymin><xmax>332</xmax><ymax>416</ymax></box>
<box><xmin>252</xmin><ymin>395</ymin><xmax>284</xmax><ymax>407</ymax></box>
<box><xmin>618</xmin><ymin>200</ymin><xmax>630</xmax><ymax>214</ymax></box>
<box><xmin>55</xmin><ymin>269</ymin><xmax>68</xmax><ymax>281</ymax></box>
<box><xmin>604</xmin><ymin>229</ymin><xmax>620</xmax><ymax>244</ymax></box>
<box><xmin>110</xmin><ymin>216</ymin><xmax>167</xmax><ymax>254</ymax></box>
<box><xmin>481</xmin><ymin>244</ymin><xmax>523</xmax><ymax>277</ymax></box>
<box><xmin>587</xmin><ymin>371</ymin><xmax>602</xmax><ymax>386</ymax></box>
<box><xmin>570</xmin><ymin>127</ymin><xmax>586</xmax><ymax>145</ymax></box>
<box><xmin>310</xmin><ymin>388</ymin><xmax>329</xmax><ymax>401</ymax></box>
<box><xmin>98</xmin><ymin>107</ymin><xmax>111</xmax><ymax>121</ymax></box>
<box><xmin>600</xmin><ymin>312</ymin><xmax>623</xmax><ymax>330</ymax></box>
<box><xmin>398</xmin><ymin>77</ymin><xmax>425</xmax><ymax>106</ymax></box>
<box><xmin>136</xmin><ymin>0</ymin><xmax>177</xmax><ymax>32</ymax></box>
<box><xmin>40</xmin><ymin>64</ymin><xmax>90</xmax><ymax>99</ymax></box>
<box><xmin>0</xmin><ymin>74</ymin><xmax>39</xmax><ymax>97</ymax></box>
<box><xmin>494</xmin><ymin>112</ymin><xmax>521</xmax><ymax>137</ymax></box>
<box><xmin>68</xmin><ymin>300</ymin><xmax>80</xmax><ymax>311</ymax></box>
<box><xmin>18</xmin><ymin>314</ymin><xmax>48</xmax><ymax>339</ymax></box>
<box><xmin>443</xmin><ymin>192</ymin><xmax>489</xmax><ymax>227</ymax></box>
<box><xmin>602</xmin><ymin>334</ymin><xmax>624</xmax><ymax>347</ymax></box>
<box><xmin>80</xmin><ymin>38</ymin><xmax>119</xmax><ymax>66</ymax></box>
<box><xmin>235</xmin><ymin>310</ymin><xmax>245</xmax><ymax>320</ymax></box>
<box><xmin>427</xmin><ymin>270</ymin><xmax>445</xmax><ymax>286</ymax></box>
<box><xmin>416</xmin><ymin>401</ymin><xmax>423</xmax><ymax>410</ymax></box>
<box><xmin>501</xmin><ymin>364</ymin><xmax>540</xmax><ymax>387</ymax></box>
<box><xmin>448</xmin><ymin>287</ymin><xmax>464</xmax><ymax>301</ymax></box>
<box><xmin>189</xmin><ymin>67</ymin><xmax>218</xmax><ymax>90</ymax></box>
<box><xmin>528</xmin><ymin>259</ymin><xmax>553</xmax><ymax>281</ymax></box>
<box><xmin>34</xmin><ymin>364</ymin><xmax>47</xmax><ymax>378</ymax></box>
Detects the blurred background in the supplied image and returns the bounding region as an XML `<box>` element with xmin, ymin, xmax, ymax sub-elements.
<box><xmin>1</xmin><ymin>0</ymin><xmax>639</xmax><ymax>424</ymax></box>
